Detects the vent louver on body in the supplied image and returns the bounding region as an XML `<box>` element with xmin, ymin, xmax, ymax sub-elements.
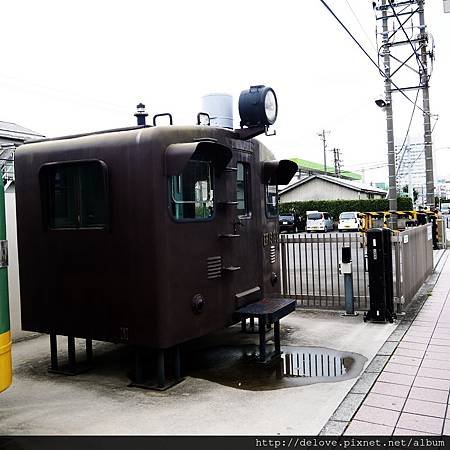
<box><xmin>270</xmin><ymin>246</ymin><xmax>276</xmax><ymax>264</ymax></box>
<box><xmin>207</xmin><ymin>256</ymin><xmax>222</xmax><ymax>279</ymax></box>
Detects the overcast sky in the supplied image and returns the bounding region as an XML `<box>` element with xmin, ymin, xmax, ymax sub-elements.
<box><xmin>1</xmin><ymin>0</ymin><xmax>449</xmax><ymax>184</ymax></box>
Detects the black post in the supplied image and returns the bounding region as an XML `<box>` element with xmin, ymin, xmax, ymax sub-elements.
<box><xmin>341</xmin><ymin>246</ymin><xmax>356</xmax><ymax>316</ymax></box>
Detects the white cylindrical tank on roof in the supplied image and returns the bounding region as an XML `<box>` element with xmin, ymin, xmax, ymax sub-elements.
<box><xmin>201</xmin><ymin>93</ymin><xmax>233</xmax><ymax>129</ymax></box>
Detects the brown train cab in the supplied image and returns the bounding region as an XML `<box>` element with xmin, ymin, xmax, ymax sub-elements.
<box><xmin>15</xmin><ymin>112</ymin><xmax>297</xmax><ymax>388</ymax></box>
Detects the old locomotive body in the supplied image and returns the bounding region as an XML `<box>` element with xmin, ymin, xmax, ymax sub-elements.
<box><xmin>15</xmin><ymin>124</ymin><xmax>296</xmax><ymax>354</ymax></box>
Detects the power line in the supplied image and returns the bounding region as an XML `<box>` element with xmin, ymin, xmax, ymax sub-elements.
<box><xmin>345</xmin><ymin>0</ymin><xmax>378</xmax><ymax>53</ymax></box>
<box><xmin>395</xmin><ymin>88</ymin><xmax>420</xmax><ymax>173</ymax></box>
<box><xmin>319</xmin><ymin>0</ymin><xmax>432</xmax><ymax>117</ymax></box>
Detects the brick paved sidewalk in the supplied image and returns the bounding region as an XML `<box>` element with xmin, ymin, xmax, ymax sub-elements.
<box><xmin>344</xmin><ymin>252</ymin><xmax>450</xmax><ymax>436</ymax></box>
<box><xmin>321</xmin><ymin>251</ymin><xmax>450</xmax><ymax>436</ymax></box>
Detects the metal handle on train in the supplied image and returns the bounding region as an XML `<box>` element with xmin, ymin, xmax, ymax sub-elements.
<box><xmin>152</xmin><ymin>113</ymin><xmax>173</xmax><ymax>126</ymax></box>
<box><xmin>197</xmin><ymin>112</ymin><xmax>210</xmax><ymax>126</ymax></box>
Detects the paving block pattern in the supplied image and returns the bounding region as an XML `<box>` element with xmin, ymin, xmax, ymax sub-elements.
<box><xmin>344</xmin><ymin>252</ymin><xmax>450</xmax><ymax>436</ymax></box>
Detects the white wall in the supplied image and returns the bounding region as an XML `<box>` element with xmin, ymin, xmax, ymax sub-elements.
<box><xmin>280</xmin><ymin>178</ymin><xmax>383</xmax><ymax>203</ymax></box>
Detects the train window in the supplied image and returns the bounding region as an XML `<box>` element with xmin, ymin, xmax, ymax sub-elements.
<box><xmin>236</xmin><ymin>162</ymin><xmax>250</xmax><ymax>217</ymax></box>
<box><xmin>42</xmin><ymin>161</ymin><xmax>107</xmax><ymax>229</ymax></box>
<box><xmin>265</xmin><ymin>184</ymin><xmax>278</xmax><ymax>218</ymax></box>
<box><xmin>170</xmin><ymin>160</ymin><xmax>214</xmax><ymax>221</ymax></box>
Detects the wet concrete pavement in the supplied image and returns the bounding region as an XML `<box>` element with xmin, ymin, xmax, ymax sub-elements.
<box><xmin>0</xmin><ymin>310</ymin><xmax>396</xmax><ymax>435</ymax></box>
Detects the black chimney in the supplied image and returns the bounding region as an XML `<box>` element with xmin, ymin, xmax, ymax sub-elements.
<box><xmin>134</xmin><ymin>103</ymin><xmax>148</xmax><ymax>126</ymax></box>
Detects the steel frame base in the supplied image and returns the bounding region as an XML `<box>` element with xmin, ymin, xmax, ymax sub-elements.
<box><xmin>129</xmin><ymin>346</ymin><xmax>184</xmax><ymax>391</ymax></box>
<box><xmin>48</xmin><ymin>334</ymin><xmax>93</xmax><ymax>376</ymax></box>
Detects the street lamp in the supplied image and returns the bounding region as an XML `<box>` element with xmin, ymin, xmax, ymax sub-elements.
<box><xmin>375</xmin><ymin>99</ymin><xmax>390</xmax><ymax>108</ymax></box>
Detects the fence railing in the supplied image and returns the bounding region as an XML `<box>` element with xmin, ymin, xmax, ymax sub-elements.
<box><xmin>393</xmin><ymin>224</ymin><xmax>433</xmax><ymax>306</ymax></box>
<box><xmin>279</xmin><ymin>232</ymin><xmax>369</xmax><ymax>310</ymax></box>
<box><xmin>280</xmin><ymin>225</ymin><xmax>434</xmax><ymax>312</ymax></box>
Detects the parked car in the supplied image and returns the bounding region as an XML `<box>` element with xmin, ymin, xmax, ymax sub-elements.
<box><xmin>338</xmin><ymin>211</ymin><xmax>361</xmax><ymax>232</ymax></box>
<box><xmin>305</xmin><ymin>211</ymin><xmax>333</xmax><ymax>232</ymax></box>
<box><xmin>279</xmin><ymin>213</ymin><xmax>304</xmax><ymax>233</ymax></box>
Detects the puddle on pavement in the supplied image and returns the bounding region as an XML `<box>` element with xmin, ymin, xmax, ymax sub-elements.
<box><xmin>186</xmin><ymin>345</ymin><xmax>367</xmax><ymax>391</ymax></box>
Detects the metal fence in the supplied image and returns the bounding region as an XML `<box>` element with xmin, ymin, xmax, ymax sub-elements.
<box><xmin>279</xmin><ymin>225</ymin><xmax>434</xmax><ymax>312</ymax></box>
<box><xmin>393</xmin><ymin>224</ymin><xmax>433</xmax><ymax>306</ymax></box>
<box><xmin>279</xmin><ymin>232</ymin><xmax>369</xmax><ymax>310</ymax></box>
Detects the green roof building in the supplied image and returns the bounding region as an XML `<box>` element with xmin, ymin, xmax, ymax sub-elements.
<box><xmin>289</xmin><ymin>157</ymin><xmax>362</xmax><ymax>181</ymax></box>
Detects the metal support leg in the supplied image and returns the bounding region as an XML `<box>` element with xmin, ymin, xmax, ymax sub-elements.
<box><xmin>174</xmin><ymin>346</ymin><xmax>181</xmax><ymax>379</ymax></box>
<box><xmin>48</xmin><ymin>334</ymin><xmax>92</xmax><ymax>376</ymax></box>
<box><xmin>258</xmin><ymin>317</ymin><xmax>266</xmax><ymax>362</ymax></box>
<box><xmin>68</xmin><ymin>336</ymin><xmax>76</xmax><ymax>373</ymax></box>
<box><xmin>285</xmin><ymin>352</ymin><xmax>291</xmax><ymax>375</ymax></box>
<box><xmin>134</xmin><ymin>348</ymin><xmax>145</xmax><ymax>385</ymax></box>
<box><xmin>344</xmin><ymin>274</ymin><xmax>354</xmax><ymax>315</ymax></box>
<box><xmin>274</xmin><ymin>321</ymin><xmax>281</xmax><ymax>356</ymax></box>
<box><xmin>157</xmin><ymin>349</ymin><xmax>165</xmax><ymax>389</ymax></box>
<box><xmin>50</xmin><ymin>334</ymin><xmax>58</xmax><ymax>371</ymax></box>
<box><xmin>249</xmin><ymin>317</ymin><xmax>255</xmax><ymax>332</ymax></box>
<box><xmin>86</xmin><ymin>338</ymin><xmax>93</xmax><ymax>365</ymax></box>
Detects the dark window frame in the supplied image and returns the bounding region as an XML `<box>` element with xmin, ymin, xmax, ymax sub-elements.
<box><xmin>236</xmin><ymin>161</ymin><xmax>251</xmax><ymax>219</ymax></box>
<box><xmin>39</xmin><ymin>159</ymin><xmax>110</xmax><ymax>231</ymax></box>
<box><xmin>265</xmin><ymin>184</ymin><xmax>278</xmax><ymax>218</ymax></box>
<box><xmin>168</xmin><ymin>159</ymin><xmax>216</xmax><ymax>223</ymax></box>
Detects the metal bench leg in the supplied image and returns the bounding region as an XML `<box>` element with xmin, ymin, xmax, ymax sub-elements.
<box><xmin>274</xmin><ymin>320</ymin><xmax>281</xmax><ymax>355</ymax></box>
<box><xmin>258</xmin><ymin>317</ymin><xmax>267</xmax><ymax>362</ymax></box>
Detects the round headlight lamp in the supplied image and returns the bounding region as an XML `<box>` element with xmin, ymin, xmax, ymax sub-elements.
<box><xmin>238</xmin><ymin>85</ymin><xmax>278</xmax><ymax>128</ymax></box>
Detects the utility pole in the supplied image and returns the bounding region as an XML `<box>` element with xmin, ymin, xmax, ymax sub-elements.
<box><xmin>332</xmin><ymin>148</ymin><xmax>342</xmax><ymax>177</ymax></box>
<box><xmin>381</xmin><ymin>0</ymin><xmax>397</xmax><ymax>230</ymax></box>
<box><xmin>374</xmin><ymin>0</ymin><xmax>437</xmax><ymax>223</ymax></box>
<box><xmin>317</xmin><ymin>130</ymin><xmax>330</xmax><ymax>175</ymax></box>
<box><xmin>418</xmin><ymin>0</ymin><xmax>435</xmax><ymax>208</ymax></box>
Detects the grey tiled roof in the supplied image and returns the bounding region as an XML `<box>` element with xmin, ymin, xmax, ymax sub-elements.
<box><xmin>0</xmin><ymin>121</ymin><xmax>44</xmax><ymax>141</ymax></box>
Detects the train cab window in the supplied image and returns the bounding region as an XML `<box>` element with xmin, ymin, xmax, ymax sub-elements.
<box><xmin>170</xmin><ymin>160</ymin><xmax>214</xmax><ymax>221</ymax></box>
<box><xmin>265</xmin><ymin>184</ymin><xmax>278</xmax><ymax>218</ymax></box>
<box><xmin>41</xmin><ymin>161</ymin><xmax>108</xmax><ymax>229</ymax></box>
<box><xmin>236</xmin><ymin>162</ymin><xmax>250</xmax><ymax>217</ymax></box>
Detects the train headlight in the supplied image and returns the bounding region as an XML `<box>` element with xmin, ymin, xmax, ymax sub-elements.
<box><xmin>238</xmin><ymin>85</ymin><xmax>278</xmax><ymax>128</ymax></box>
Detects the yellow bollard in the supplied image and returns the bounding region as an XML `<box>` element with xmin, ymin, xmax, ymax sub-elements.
<box><xmin>0</xmin><ymin>331</ymin><xmax>11</xmax><ymax>393</ymax></box>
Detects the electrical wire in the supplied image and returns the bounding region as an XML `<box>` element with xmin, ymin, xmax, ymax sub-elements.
<box><xmin>403</xmin><ymin>117</ymin><xmax>440</xmax><ymax>168</ymax></box>
<box><xmin>345</xmin><ymin>0</ymin><xmax>378</xmax><ymax>53</ymax></box>
<box><xmin>319</xmin><ymin>0</ymin><xmax>433</xmax><ymax>117</ymax></box>
<box><xmin>395</xmin><ymin>89</ymin><xmax>420</xmax><ymax>172</ymax></box>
